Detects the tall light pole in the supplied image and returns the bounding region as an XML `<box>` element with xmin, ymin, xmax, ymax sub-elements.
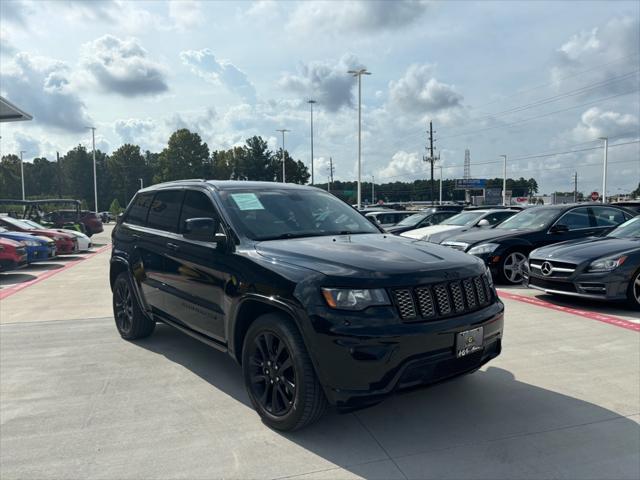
<box><xmin>139</xmin><ymin>178</ymin><xmax>144</xmax><ymax>189</ymax></box>
<box><xmin>599</xmin><ymin>137</ymin><xmax>608</xmax><ymax>203</ymax></box>
<box><xmin>19</xmin><ymin>150</ymin><xmax>25</xmax><ymax>200</ymax></box>
<box><xmin>308</xmin><ymin>99</ymin><xmax>316</xmax><ymax>185</ymax></box>
<box><xmin>348</xmin><ymin>68</ymin><xmax>371</xmax><ymax>209</ymax></box>
<box><xmin>500</xmin><ymin>155</ymin><xmax>507</xmax><ymax>206</ymax></box>
<box><xmin>276</xmin><ymin>129</ymin><xmax>290</xmax><ymax>183</ymax></box>
<box><xmin>86</xmin><ymin>126</ymin><xmax>98</xmax><ymax>212</ymax></box>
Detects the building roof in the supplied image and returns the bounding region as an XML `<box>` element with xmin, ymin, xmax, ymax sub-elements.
<box><xmin>0</xmin><ymin>97</ymin><xmax>33</xmax><ymax>122</ymax></box>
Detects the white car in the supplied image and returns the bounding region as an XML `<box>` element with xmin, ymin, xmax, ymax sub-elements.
<box><xmin>401</xmin><ymin>209</ymin><xmax>517</xmax><ymax>244</ymax></box>
<box><xmin>60</xmin><ymin>229</ymin><xmax>92</xmax><ymax>251</ymax></box>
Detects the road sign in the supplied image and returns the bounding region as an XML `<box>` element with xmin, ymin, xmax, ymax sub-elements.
<box><xmin>455</xmin><ymin>179</ymin><xmax>487</xmax><ymax>190</ymax></box>
<box><xmin>590</xmin><ymin>191</ymin><xmax>600</xmax><ymax>201</ymax></box>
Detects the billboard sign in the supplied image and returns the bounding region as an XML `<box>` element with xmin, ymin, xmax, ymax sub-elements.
<box><xmin>455</xmin><ymin>179</ymin><xmax>487</xmax><ymax>190</ymax></box>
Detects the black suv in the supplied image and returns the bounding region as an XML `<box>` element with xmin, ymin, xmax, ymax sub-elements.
<box><xmin>441</xmin><ymin>204</ymin><xmax>634</xmax><ymax>284</ymax></box>
<box><xmin>110</xmin><ymin>180</ymin><xmax>504</xmax><ymax>430</ymax></box>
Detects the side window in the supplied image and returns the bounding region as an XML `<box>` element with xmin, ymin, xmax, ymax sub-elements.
<box><xmin>592</xmin><ymin>207</ymin><xmax>627</xmax><ymax>227</ymax></box>
<box><xmin>557</xmin><ymin>208</ymin><xmax>591</xmax><ymax>230</ymax></box>
<box><xmin>125</xmin><ymin>193</ymin><xmax>154</xmax><ymax>226</ymax></box>
<box><xmin>489</xmin><ymin>211</ymin><xmax>515</xmax><ymax>225</ymax></box>
<box><xmin>147</xmin><ymin>190</ymin><xmax>184</xmax><ymax>233</ymax></box>
<box><xmin>179</xmin><ymin>190</ymin><xmax>219</xmax><ymax>233</ymax></box>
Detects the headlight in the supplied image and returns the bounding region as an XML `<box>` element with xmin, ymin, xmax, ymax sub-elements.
<box><xmin>468</xmin><ymin>243</ymin><xmax>500</xmax><ymax>255</ymax></box>
<box><xmin>24</xmin><ymin>240</ymin><xmax>40</xmax><ymax>246</ymax></box>
<box><xmin>588</xmin><ymin>255</ymin><xmax>627</xmax><ymax>273</ymax></box>
<box><xmin>321</xmin><ymin>288</ymin><xmax>390</xmax><ymax>310</ymax></box>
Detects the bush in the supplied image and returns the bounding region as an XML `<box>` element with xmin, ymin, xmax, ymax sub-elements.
<box><xmin>109</xmin><ymin>199</ymin><xmax>123</xmax><ymax>216</ymax></box>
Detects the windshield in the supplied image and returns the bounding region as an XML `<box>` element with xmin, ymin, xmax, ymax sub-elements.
<box><xmin>219</xmin><ymin>189</ymin><xmax>380</xmax><ymax>241</ymax></box>
<box><xmin>0</xmin><ymin>216</ymin><xmax>36</xmax><ymax>230</ymax></box>
<box><xmin>443</xmin><ymin>211</ymin><xmax>484</xmax><ymax>226</ymax></box>
<box><xmin>608</xmin><ymin>217</ymin><xmax>640</xmax><ymax>238</ymax></box>
<box><xmin>496</xmin><ymin>208</ymin><xmax>560</xmax><ymax>230</ymax></box>
<box><xmin>21</xmin><ymin>219</ymin><xmax>46</xmax><ymax>229</ymax></box>
<box><xmin>395</xmin><ymin>213</ymin><xmax>428</xmax><ymax>227</ymax></box>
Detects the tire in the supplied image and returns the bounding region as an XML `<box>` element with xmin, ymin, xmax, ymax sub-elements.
<box><xmin>242</xmin><ymin>313</ymin><xmax>327</xmax><ymax>431</ymax></box>
<box><xmin>112</xmin><ymin>272</ymin><xmax>155</xmax><ymax>340</ymax></box>
<box><xmin>627</xmin><ymin>269</ymin><xmax>640</xmax><ymax>310</ymax></box>
<box><xmin>499</xmin><ymin>250</ymin><xmax>528</xmax><ymax>284</ymax></box>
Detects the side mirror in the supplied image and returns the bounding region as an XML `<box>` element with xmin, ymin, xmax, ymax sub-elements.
<box><xmin>184</xmin><ymin>217</ymin><xmax>226</xmax><ymax>244</ymax></box>
<box><xmin>477</xmin><ymin>219</ymin><xmax>490</xmax><ymax>227</ymax></box>
<box><xmin>550</xmin><ymin>224</ymin><xmax>569</xmax><ymax>234</ymax></box>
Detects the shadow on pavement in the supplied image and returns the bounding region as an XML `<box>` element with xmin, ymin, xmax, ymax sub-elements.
<box><xmin>135</xmin><ymin>324</ymin><xmax>640</xmax><ymax>479</ymax></box>
<box><xmin>22</xmin><ymin>263</ymin><xmax>64</xmax><ymax>271</ymax></box>
<box><xmin>536</xmin><ymin>292</ymin><xmax>637</xmax><ymax>315</ymax></box>
<box><xmin>52</xmin><ymin>255</ymin><xmax>84</xmax><ymax>262</ymax></box>
<box><xmin>0</xmin><ymin>273</ymin><xmax>38</xmax><ymax>285</ymax></box>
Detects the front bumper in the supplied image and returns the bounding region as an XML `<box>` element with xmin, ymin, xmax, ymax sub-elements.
<box><xmin>304</xmin><ymin>301</ymin><xmax>504</xmax><ymax>410</ymax></box>
<box><xmin>524</xmin><ymin>270</ymin><xmax>628</xmax><ymax>301</ymax></box>
<box><xmin>26</xmin><ymin>246</ymin><xmax>53</xmax><ymax>263</ymax></box>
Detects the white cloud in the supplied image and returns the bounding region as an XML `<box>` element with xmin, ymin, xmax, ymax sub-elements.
<box><xmin>1</xmin><ymin>0</ymin><xmax>30</xmax><ymax>27</ymax></box>
<box><xmin>168</xmin><ymin>0</ymin><xmax>204</xmax><ymax>30</ymax></box>
<box><xmin>571</xmin><ymin>107</ymin><xmax>639</xmax><ymax>142</ymax></box>
<box><xmin>379</xmin><ymin>150</ymin><xmax>424</xmax><ymax>180</ymax></box>
<box><xmin>288</xmin><ymin>0</ymin><xmax>429</xmax><ymax>34</ymax></box>
<box><xmin>389</xmin><ymin>64</ymin><xmax>463</xmax><ymax>116</ymax></box>
<box><xmin>0</xmin><ymin>52</ymin><xmax>92</xmax><ymax>133</ymax></box>
<box><xmin>114</xmin><ymin>118</ymin><xmax>157</xmax><ymax>144</ymax></box>
<box><xmin>278</xmin><ymin>54</ymin><xmax>364</xmax><ymax>112</ymax></box>
<box><xmin>0</xmin><ymin>28</ymin><xmax>16</xmax><ymax>56</ymax></box>
<box><xmin>81</xmin><ymin>35</ymin><xmax>169</xmax><ymax>97</ymax></box>
<box><xmin>180</xmin><ymin>49</ymin><xmax>256</xmax><ymax>103</ymax></box>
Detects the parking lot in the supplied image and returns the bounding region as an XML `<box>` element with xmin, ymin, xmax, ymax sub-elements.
<box><xmin>1</xmin><ymin>224</ymin><xmax>638</xmax><ymax>480</ymax></box>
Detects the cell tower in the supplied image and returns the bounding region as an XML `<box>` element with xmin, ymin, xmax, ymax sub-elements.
<box><xmin>464</xmin><ymin>149</ymin><xmax>471</xmax><ymax>180</ymax></box>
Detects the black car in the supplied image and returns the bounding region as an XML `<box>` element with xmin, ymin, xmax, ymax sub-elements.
<box><xmin>524</xmin><ymin>216</ymin><xmax>640</xmax><ymax>308</ymax></box>
<box><xmin>110</xmin><ymin>180</ymin><xmax>504</xmax><ymax>431</ymax></box>
<box><xmin>611</xmin><ymin>200</ymin><xmax>640</xmax><ymax>215</ymax></box>
<box><xmin>441</xmin><ymin>204</ymin><xmax>634</xmax><ymax>284</ymax></box>
<box><xmin>385</xmin><ymin>208</ymin><xmax>461</xmax><ymax>234</ymax></box>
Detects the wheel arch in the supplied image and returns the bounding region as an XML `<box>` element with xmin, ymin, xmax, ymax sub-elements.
<box><xmin>109</xmin><ymin>257</ymin><xmax>129</xmax><ymax>291</ymax></box>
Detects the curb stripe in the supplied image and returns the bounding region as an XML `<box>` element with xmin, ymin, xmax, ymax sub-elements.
<box><xmin>0</xmin><ymin>244</ymin><xmax>111</xmax><ymax>301</ymax></box>
<box><xmin>497</xmin><ymin>290</ymin><xmax>640</xmax><ymax>332</ymax></box>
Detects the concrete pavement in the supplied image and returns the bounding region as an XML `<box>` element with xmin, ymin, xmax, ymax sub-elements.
<box><xmin>0</xmin><ymin>225</ymin><xmax>638</xmax><ymax>479</ymax></box>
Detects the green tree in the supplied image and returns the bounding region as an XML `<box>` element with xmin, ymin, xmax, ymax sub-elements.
<box><xmin>275</xmin><ymin>149</ymin><xmax>310</xmax><ymax>185</ymax></box>
<box><xmin>109</xmin><ymin>198</ymin><xmax>123</xmax><ymax>216</ymax></box>
<box><xmin>155</xmin><ymin>129</ymin><xmax>209</xmax><ymax>183</ymax></box>
<box><xmin>108</xmin><ymin>144</ymin><xmax>148</xmax><ymax>205</ymax></box>
<box><xmin>631</xmin><ymin>182</ymin><xmax>640</xmax><ymax>199</ymax></box>
<box><xmin>60</xmin><ymin>145</ymin><xmax>108</xmax><ymax>209</ymax></box>
<box><xmin>236</xmin><ymin>136</ymin><xmax>275</xmax><ymax>181</ymax></box>
<box><xmin>0</xmin><ymin>154</ymin><xmax>22</xmax><ymax>199</ymax></box>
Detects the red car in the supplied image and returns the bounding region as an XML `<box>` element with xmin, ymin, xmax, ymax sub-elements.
<box><xmin>0</xmin><ymin>216</ymin><xmax>78</xmax><ymax>254</ymax></box>
<box><xmin>0</xmin><ymin>237</ymin><xmax>28</xmax><ymax>271</ymax></box>
<box><xmin>46</xmin><ymin>209</ymin><xmax>104</xmax><ymax>236</ymax></box>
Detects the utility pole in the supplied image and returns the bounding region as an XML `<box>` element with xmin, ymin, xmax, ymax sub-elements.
<box><xmin>500</xmin><ymin>155</ymin><xmax>507</xmax><ymax>206</ymax></box>
<box><xmin>439</xmin><ymin>165</ymin><xmax>443</xmax><ymax>204</ymax></box>
<box><xmin>276</xmin><ymin>129</ymin><xmax>290</xmax><ymax>183</ymax></box>
<box><xmin>56</xmin><ymin>151</ymin><xmax>62</xmax><ymax>198</ymax></box>
<box><xmin>19</xmin><ymin>150</ymin><xmax>25</xmax><ymax>200</ymax></box>
<box><xmin>348</xmin><ymin>68</ymin><xmax>371</xmax><ymax>209</ymax></box>
<box><xmin>599</xmin><ymin>137</ymin><xmax>608</xmax><ymax>203</ymax></box>
<box><xmin>371</xmin><ymin>175</ymin><xmax>375</xmax><ymax>204</ymax></box>
<box><xmin>573</xmin><ymin>172</ymin><xmax>578</xmax><ymax>203</ymax></box>
<box><xmin>327</xmin><ymin>157</ymin><xmax>334</xmax><ymax>192</ymax></box>
<box><xmin>423</xmin><ymin>121</ymin><xmax>438</xmax><ymax>205</ymax></box>
<box><xmin>308</xmin><ymin>99</ymin><xmax>316</xmax><ymax>185</ymax></box>
<box><xmin>86</xmin><ymin>126</ymin><xmax>98</xmax><ymax>212</ymax></box>
<box><xmin>139</xmin><ymin>178</ymin><xmax>144</xmax><ymax>189</ymax></box>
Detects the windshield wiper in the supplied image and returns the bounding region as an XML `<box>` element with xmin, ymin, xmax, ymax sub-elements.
<box><xmin>259</xmin><ymin>232</ymin><xmax>323</xmax><ymax>241</ymax></box>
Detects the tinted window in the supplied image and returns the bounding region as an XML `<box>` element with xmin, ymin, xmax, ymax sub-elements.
<box><xmin>483</xmin><ymin>211</ymin><xmax>516</xmax><ymax>225</ymax></box>
<box><xmin>147</xmin><ymin>190</ymin><xmax>184</xmax><ymax>233</ymax></box>
<box><xmin>180</xmin><ymin>190</ymin><xmax>218</xmax><ymax>233</ymax></box>
<box><xmin>443</xmin><ymin>211</ymin><xmax>485</xmax><ymax>226</ymax></box>
<box><xmin>557</xmin><ymin>208</ymin><xmax>591</xmax><ymax>230</ymax></box>
<box><xmin>592</xmin><ymin>206</ymin><xmax>627</xmax><ymax>227</ymax></box>
<box><xmin>126</xmin><ymin>193</ymin><xmax>154</xmax><ymax>226</ymax></box>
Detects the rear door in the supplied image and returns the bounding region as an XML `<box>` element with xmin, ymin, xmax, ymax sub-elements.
<box><xmin>591</xmin><ymin>206</ymin><xmax>632</xmax><ymax>235</ymax></box>
<box><xmin>160</xmin><ymin>188</ymin><xmax>229</xmax><ymax>341</ymax></box>
<box><xmin>548</xmin><ymin>206</ymin><xmax>599</xmax><ymax>244</ymax></box>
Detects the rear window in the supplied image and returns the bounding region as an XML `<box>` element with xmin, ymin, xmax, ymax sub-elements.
<box><xmin>125</xmin><ymin>193</ymin><xmax>154</xmax><ymax>226</ymax></box>
<box><xmin>147</xmin><ymin>190</ymin><xmax>184</xmax><ymax>233</ymax></box>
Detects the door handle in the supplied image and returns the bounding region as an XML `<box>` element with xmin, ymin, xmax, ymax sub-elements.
<box><xmin>167</xmin><ymin>242</ymin><xmax>180</xmax><ymax>251</ymax></box>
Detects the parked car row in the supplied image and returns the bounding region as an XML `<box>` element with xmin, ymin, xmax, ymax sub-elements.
<box><xmin>0</xmin><ymin>215</ymin><xmax>92</xmax><ymax>272</ymax></box>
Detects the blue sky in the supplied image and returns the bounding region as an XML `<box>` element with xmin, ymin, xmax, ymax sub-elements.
<box><xmin>1</xmin><ymin>0</ymin><xmax>638</xmax><ymax>196</ymax></box>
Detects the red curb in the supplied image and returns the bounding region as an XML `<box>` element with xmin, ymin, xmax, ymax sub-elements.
<box><xmin>0</xmin><ymin>244</ymin><xmax>111</xmax><ymax>301</ymax></box>
<box><xmin>497</xmin><ymin>289</ymin><xmax>640</xmax><ymax>332</ymax></box>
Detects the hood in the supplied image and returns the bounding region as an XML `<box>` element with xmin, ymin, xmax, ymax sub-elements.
<box><xmin>531</xmin><ymin>236</ymin><xmax>640</xmax><ymax>262</ymax></box>
<box><xmin>29</xmin><ymin>228</ymin><xmax>72</xmax><ymax>239</ymax></box>
<box><xmin>255</xmin><ymin>233</ymin><xmax>485</xmax><ymax>283</ymax></box>
<box><xmin>0</xmin><ymin>231</ymin><xmax>38</xmax><ymax>243</ymax></box>
<box><xmin>443</xmin><ymin>228</ymin><xmax>530</xmax><ymax>246</ymax></box>
<box><xmin>0</xmin><ymin>237</ymin><xmax>23</xmax><ymax>248</ymax></box>
<box><xmin>401</xmin><ymin>224</ymin><xmax>462</xmax><ymax>240</ymax></box>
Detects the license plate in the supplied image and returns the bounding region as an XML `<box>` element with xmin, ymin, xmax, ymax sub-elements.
<box><xmin>456</xmin><ymin>327</ymin><xmax>484</xmax><ymax>358</ymax></box>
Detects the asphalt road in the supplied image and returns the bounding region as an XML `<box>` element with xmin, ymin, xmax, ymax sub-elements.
<box><xmin>1</xmin><ymin>225</ymin><xmax>638</xmax><ymax>479</ymax></box>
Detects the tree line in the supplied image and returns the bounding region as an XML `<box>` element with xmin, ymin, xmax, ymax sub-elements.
<box><xmin>0</xmin><ymin>129</ymin><xmax>310</xmax><ymax>211</ymax></box>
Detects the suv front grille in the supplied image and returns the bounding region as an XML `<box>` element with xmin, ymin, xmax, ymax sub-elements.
<box><xmin>392</xmin><ymin>274</ymin><xmax>493</xmax><ymax>322</ymax></box>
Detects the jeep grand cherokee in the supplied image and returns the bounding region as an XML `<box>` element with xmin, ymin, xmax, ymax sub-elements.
<box><xmin>110</xmin><ymin>180</ymin><xmax>504</xmax><ymax>431</ymax></box>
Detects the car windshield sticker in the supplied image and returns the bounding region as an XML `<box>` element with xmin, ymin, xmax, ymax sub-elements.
<box><xmin>231</xmin><ymin>193</ymin><xmax>265</xmax><ymax>211</ymax></box>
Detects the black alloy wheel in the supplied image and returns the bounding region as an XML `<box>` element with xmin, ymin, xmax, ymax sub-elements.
<box><xmin>114</xmin><ymin>279</ymin><xmax>134</xmax><ymax>334</ymax></box>
<box><xmin>112</xmin><ymin>272</ymin><xmax>155</xmax><ymax>340</ymax></box>
<box><xmin>248</xmin><ymin>331</ymin><xmax>297</xmax><ymax>416</ymax></box>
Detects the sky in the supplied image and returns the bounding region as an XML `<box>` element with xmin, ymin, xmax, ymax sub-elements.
<box><xmin>0</xmin><ymin>0</ymin><xmax>639</xmax><ymax>196</ymax></box>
